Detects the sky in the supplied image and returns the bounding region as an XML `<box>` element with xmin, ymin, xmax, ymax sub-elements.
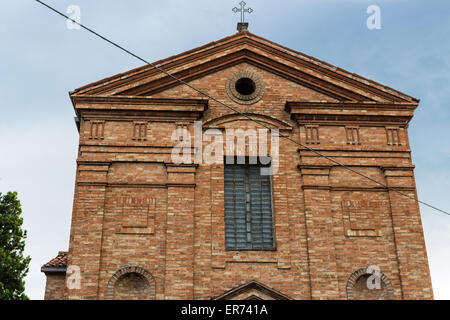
<box><xmin>0</xmin><ymin>0</ymin><xmax>449</xmax><ymax>299</ymax></box>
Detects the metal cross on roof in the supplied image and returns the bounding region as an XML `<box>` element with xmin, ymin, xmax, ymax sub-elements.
<box><xmin>232</xmin><ymin>1</ymin><xmax>253</xmax><ymax>23</ymax></box>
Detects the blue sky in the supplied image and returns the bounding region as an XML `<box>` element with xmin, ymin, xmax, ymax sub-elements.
<box><xmin>0</xmin><ymin>0</ymin><xmax>449</xmax><ymax>299</ymax></box>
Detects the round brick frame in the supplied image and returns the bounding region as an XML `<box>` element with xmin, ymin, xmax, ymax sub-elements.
<box><xmin>346</xmin><ymin>267</ymin><xmax>394</xmax><ymax>300</ymax></box>
<box><xmin>226</xmin><ymin>70</ymin><xmax>265</xmax><ymax>105</ymax></box>
<box><xmin>105</xmin><ymin>266</ymin><xmax>156</xmax><ymax>300</ymax></box>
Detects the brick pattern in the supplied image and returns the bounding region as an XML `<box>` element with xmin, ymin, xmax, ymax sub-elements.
<box><xmin>304</xmin><ymin>125</ymin><xmax>320</xmax><ymax>145</ymax></box>
<box><xmin>346</xmin><ymin>267</ymin><xmax>394</xmax><ymax>300</ymax></box>
<box><xmin>89</xmin><ymin>121</ymin><xmax>105</xmax><ymax>140</ymax></box>
<box><xmin>132</xmin><ymin>122</ymin><xmax>147</xmax><ymax>141</ymax></box>
<box><xmin>345</xmin><ymin>126</ymin><xmax>360</xmax><ymax>145</ymax></box>
<box><xmin>105</xmin><ymin>266</ymin><xmax>156</xmax><ymax>300</ymax></box>
<box><xmin>46</xmin><ymin>31</ymin><xmax>434</xmax><ymax>300</ymax></box>
<box><xmin>225</xmin><ymin>70</ymin><xmax>265</xmax><ymax>105</ymax></box>
<box><xmin>43</xmin><ymin>274</ymin><xmax>67</xmax><ymax>300</ymax></box>
<box><xmin>386</xmin><ymin>127</ymin><xmax>401</xmax><ymax>146</ymax></box>
<box><xmin>354</xmin><ymin>275</ymin><xmax>388</xmax><ymax>300</ymax></box>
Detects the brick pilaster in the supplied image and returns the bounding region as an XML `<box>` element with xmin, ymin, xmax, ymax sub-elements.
<box><xmin>383</xmin><ymin>167</ymin><xmax>434</xmax><ymax>299</ymax></box>
<box><xmin>67</xmin><ymin>163</ymin><xmax>109</xmax><ymax>299</ymax></box>
<box><xmin>164</xmin><ymin>164</ymin><xmax>197</xmax><ymax>299</ymax></box>
<box><xmin>299</xmin><ymin>165</ymin><xmax>340</xmax><ymax>299</ymax></box>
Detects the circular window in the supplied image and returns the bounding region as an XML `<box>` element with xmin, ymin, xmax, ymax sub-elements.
<box><xmin>235</xmin><ymin>78</ymin><xmax>256</xmax><ymax>96</ymax></box>
<box><xmin>226</xmin><ymin>71</ymin><xmax>265</xmax><ymax>105</ymax></box>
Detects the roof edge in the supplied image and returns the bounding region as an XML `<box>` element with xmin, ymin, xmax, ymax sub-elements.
<box><xmin>41</xmin><ymin>267</ymin><xmax>67</xmax><ymax>274</ymax></box>
<box><xmin>70</xmin><ymin>30</ymin><xmax>419</xmax><ymax>103</ymax></box>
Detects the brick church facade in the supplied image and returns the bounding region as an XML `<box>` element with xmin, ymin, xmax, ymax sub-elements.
<box><xmin>42</xmin><ymin>24</ymin><xmax>433</xmax><ymax>300</ymax></box>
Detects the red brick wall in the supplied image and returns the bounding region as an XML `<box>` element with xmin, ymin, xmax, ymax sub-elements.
<box><xmin>44</xmin><ymin>273</ymin><xmax>67</xmax><ymax>300</ymax></box>
<box><xmin>63</xmin><ymin>62</ymin><xmax>433</xmax><ymax>300</ymax></box>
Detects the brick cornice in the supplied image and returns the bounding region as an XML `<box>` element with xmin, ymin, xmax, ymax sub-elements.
<box><xmin>71</xmin><ymin>96</ymin><xmax>208</xmax><ymax>119</ymax></box>
<box><xmin>298</xmin><ymin>164</ymin><xmax>414</xmax><ymax>170</ymax></box>
<box><xmin>285</xmin><ymin>101</ymin><xmax>418</xmax><ymax>111</ymax></box>
<box><xmin>286</xmin><ymin>101</ymin><xmax>417</xmax><ymax>126</ymax></box>
<box><xmin>71</xmin><ymin>95</ymin><xmax>209</xmax><ymax>107</ymax></box>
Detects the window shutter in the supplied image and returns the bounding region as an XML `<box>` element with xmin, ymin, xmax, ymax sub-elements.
<box><xmin>224</xmin><ymin>164</ymin><xmax>275</xmax><ymax>250</ymax></box>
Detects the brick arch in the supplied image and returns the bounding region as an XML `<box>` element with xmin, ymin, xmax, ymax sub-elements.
<box><xmin>105</xmin><ymin>266</ymin><xmax>156</xmax><ymax>300</ymax></box>
<box><xmin>203</xmin><ymin>113</ymin><xmax>293</xmax><ymax>131</ymax></box>
<box><xmin>346</xmin><ymin>267</ymin><xmax>394</xmax><ymax>300</ymax></box>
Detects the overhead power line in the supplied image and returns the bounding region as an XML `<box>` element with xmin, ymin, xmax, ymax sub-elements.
<box><xmin>34</xmin><ymin>0</ymin><xmax>450</xmax><ymax>216</ymax></box>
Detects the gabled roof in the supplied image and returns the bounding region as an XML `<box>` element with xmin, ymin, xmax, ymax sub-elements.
<box><xmin>213</xmin><ymin>280</ymin><xmax>291</xmax><ymax>300</ymax></box>
<box><xmin>70</xmin><ymin>30</ymin><xmax>418</xmax><ymax>104</ymax></box>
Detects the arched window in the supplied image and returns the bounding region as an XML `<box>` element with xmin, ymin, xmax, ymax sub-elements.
<box><xmin>346</xmin><ymin>267</ymin><xmax>394</xmax><ymax>300</ymax></box>
<box><xmin>105</xmin><ymin>266</ymin><xmax>156</xmax><ymax>300</ymax></box>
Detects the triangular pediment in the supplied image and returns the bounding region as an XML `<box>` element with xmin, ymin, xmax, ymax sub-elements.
<box><xmin>70</xmin><ymin>31</ymin><xmax>417</xmax><ymax>104</ymax></box>
<box><xmin>213</xmin><ymin>281</ymin><xmax>291</xmax><ymax>300</ymax></box>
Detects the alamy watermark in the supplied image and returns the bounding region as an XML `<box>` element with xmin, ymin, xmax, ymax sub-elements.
<box><xmin>171</xmin><ymin>121</ymin><xmax>280</xmax><ymax>175</ymax></box>
<box><xmin>66</xmin><ymin>265</ymin><xmax>81</xmax><ymax>290</ymax></box>
<box><xmin>66</xmin><ymin>5</ymin><xmax>81</xmax><ymax>30</ymax></box>
<box><xmin>367</xmin><ymin>5</ymin><xmax>381</xmax><ymax>30</ymax></box>
<box><xmin>366</xmin><ymin>265</ymin><xmax>382</xmax><ymax>290</ymax></box>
